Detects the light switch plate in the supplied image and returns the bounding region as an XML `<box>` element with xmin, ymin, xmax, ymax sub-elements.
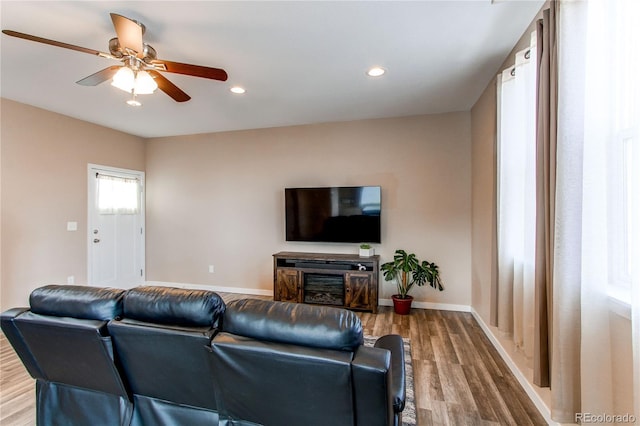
<box><xmin>67</xmin><ymin>221</ymin><xmax>78</xmax><ymax>231</ymax></box>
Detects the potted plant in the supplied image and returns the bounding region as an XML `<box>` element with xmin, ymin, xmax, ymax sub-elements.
<box><xmin>380</xmin><ymin>249</ymin><xmax>444</xmax><ymax>315</ymax></box>
<box><xmin>359</xmin><ymin>243</ymin><xmax>375</xmax><ymax>257</ymax></box>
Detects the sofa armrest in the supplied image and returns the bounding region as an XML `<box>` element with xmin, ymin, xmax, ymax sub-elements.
<box><xmin>374</xmin><ymin>334</ymin><xmax>406</xmax><ymax>413</ymax></box>
<box><xmin>1</xmin><ymin>307</ymin><xmax>44</xmax><ymax>379</ymax></box>
<box><xmin>352</xmin><ymin>345</ymin><xmax>392</xmax><ymax>426</ymax></box>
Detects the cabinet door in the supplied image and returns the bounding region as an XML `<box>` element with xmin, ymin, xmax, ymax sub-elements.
<box><xmin>275</xmin><ymin>269</ymin><xmax>302</xmax><ymax>303</ymax></box>
<box><xmin>345</xmin><ymin>272</ymin><xmax>374</xmax><ymax>311</ymax></box>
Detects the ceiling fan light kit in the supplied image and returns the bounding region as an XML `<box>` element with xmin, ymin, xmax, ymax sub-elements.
<box><xmin>1</xmin><ymin>12</ymin><xmax>228</xmax><ymax>106</ymax></box>
<box><xmin>111</xmin><ymin>68</ymin><xmax>158</xmax><ymax>95</ymax></box>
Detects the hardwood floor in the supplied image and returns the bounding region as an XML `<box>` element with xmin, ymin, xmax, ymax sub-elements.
<box><xmin>358</xmin><ymin>307</ymin><xmax>547</xmax><ymax>425</ymax></box>
<box><xmin>0</xmin><ymin>332</ymin><xmax>35</xmax><ymax>425</ymax></box>
<box><xmin>0</xmin><ymin>295</ymin><xmax>546</xmax><ymax>425</ymax></box>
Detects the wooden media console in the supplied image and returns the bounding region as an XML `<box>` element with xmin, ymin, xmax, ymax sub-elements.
<box><xmin>273</xmin><ymin>251</ymin><xmax>379</xmax><ymax>313</ymax></box>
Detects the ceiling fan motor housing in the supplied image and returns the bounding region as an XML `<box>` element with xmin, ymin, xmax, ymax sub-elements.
<box><xmin>109</xmin><ymin>37</ymin><xmax>157</xmax><ymax>63</ymax></box>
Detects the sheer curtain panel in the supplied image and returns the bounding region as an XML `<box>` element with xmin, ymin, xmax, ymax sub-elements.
<box><xmin>554</xmin><ymin>0</ymin><xmax>640</xmax><ymax>421</ymax></box>
<box><xmin>579</xmin><ymin>0</ymin><xmax>640</xmax><ymax>419</ymax></box>
<box><xmin>496</xmin><ymin>32</ymin><xmax>537</xmax><ymax>363</ymax></box>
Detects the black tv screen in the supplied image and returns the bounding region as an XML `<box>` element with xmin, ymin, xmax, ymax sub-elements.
<box><xmin>285</xmin><ymin>186</ymin><xmax>381</xmax><ymax>243</ymax></box>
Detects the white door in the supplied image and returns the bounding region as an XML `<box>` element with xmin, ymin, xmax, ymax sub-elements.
<box><xmin>88</xmin><ymin>164</ymin><xmax>145</xmax><ymax>288</ymax></box>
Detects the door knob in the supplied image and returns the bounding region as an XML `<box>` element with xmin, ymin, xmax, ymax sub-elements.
<box><xmin>93</xmin><ymin>238</ymin><xmax>100</xmax><ymax>243</ymax></box>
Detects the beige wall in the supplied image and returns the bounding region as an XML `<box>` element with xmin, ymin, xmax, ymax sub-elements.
<box><xmin>1</xmin><ymin>102</ymin><xmax>471</xmax><ymax>309</ymax></box>
<box><xmin>146</xmin><ymin>113</ymin><xmax>472</xmax><ymax>306</ymax></box>
<box><xmin>470</xmin><ymin>75</ymin><xmax>498</xmax><ymax>324</ymax></box>
<box><xmin>0</xmin><ymin>99</ymin><xmax>145</xmax><ymax>309</ymax></box>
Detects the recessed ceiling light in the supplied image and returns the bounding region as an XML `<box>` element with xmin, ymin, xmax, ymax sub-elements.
<box><xmin>230</xmin><ymin>86</ymin><xmax>246</xmax><ymax>94</ymax></box>
<box><xmin>366</xmin><ymin>67</ymin><xmax>386</xmax><ymax>77</ymax></box>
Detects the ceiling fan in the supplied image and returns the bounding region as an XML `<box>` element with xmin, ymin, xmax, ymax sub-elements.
<box><xmin>2</xmin><ymin>13</ymin><xmax>228</xmax><ymax>105</ymax></box>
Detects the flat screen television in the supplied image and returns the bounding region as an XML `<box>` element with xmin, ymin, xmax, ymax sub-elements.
<box><xmin>285</xmin><ymin>186</ymin><xmax>381</xmax><ymax>243</ymax></box>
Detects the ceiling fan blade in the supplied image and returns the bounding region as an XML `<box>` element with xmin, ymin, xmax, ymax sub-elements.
<box><xmin>110</xmin><ymin>13</ymin><xmax>144</xmax><ymax>58</ymax></box>
<box><xmin>152</xmin><ymin>60</ymin><xmax>228</xmax><ymax>81</ymax></box>
<box><xmin>2</xmin><ymin>29</ymin><xmax>107</xmax><ymax>56</ymax></box>
<box><xmin>76</xmin><ymin>66</ymin><xmax>122</xmax><ymax>86</ymax></box>
<box><xmin>148</xmin><ymin>70</ymin><xmax>191</xmax><ymax>102</ymax></box>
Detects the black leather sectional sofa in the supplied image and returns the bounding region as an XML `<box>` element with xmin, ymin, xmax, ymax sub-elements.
<box><xmin>1</xmin><ymin>284</ymin><xmax>406</xmax><ymax>426</ymax></box>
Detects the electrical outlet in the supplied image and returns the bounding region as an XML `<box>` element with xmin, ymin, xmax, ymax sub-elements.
<box><xmin>67</xmin><ymin>276</ymin><xmax>75</xmax><ymax>285</ymax></box>
<box><xmin>208</xmin><ymin>265</ymin><xmax>215</xmax><ymax>273</ymax></box>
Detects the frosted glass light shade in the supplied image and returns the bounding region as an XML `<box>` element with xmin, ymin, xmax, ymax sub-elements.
<box><xmin>111</xmin><ymin>67</ymin><xmax>158</xmax><ymax>94</ymax></box>
<box><xmin>111</xmin><ymin>67</ymin><xmax>135</xmax><ymax>92</ymax></box>
<box><xmin>134</xmin><ymin>71</ymin><xmax>158</xmax><ymax>95</ymax></box>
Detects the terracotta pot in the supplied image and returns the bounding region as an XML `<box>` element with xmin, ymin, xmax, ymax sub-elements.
<box><xmin>392</xmin><ymin>295</ymin><xmax>413</xmax><ymax>315</ymax></box>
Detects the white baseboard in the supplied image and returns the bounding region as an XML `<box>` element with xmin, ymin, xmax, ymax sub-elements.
<box><xmin>143</xmin><ymin>284</ymin><xmax>471</xmax><ymax>310</ymax></box>
<box><xmin>470</xmin><ymin>308</ymin><xmax>558</xmax><ymax>426</ymax></box>
<box><xmin>378</xmin><ymin>298</ymin><xmax>471</xmax><ymax>312</ymax></box>
<box><xmin>144</xmin><ymin>281</ymin><xmax>272</xmax><ymax>297</ymax></box>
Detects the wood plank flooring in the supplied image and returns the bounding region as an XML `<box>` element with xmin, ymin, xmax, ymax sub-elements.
<box><xmin>0</xmin><ymin>294</ymin><xmax>546</xmax><ymax>425</ymax></box>
<box><xmin>0</xmin><ymin>332</ymin><xmax>35</xmax><ymax>426</ymax></box>
<box><xmin>357</xmin><ymin>307</ymin><xmax>546</xmax><ymax>425</ymax></box>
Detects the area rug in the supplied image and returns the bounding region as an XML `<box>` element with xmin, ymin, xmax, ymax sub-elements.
<box><xmin>363</xmin><ymin>336</ymin><xmax>416</xmax><ymax>426</ymax></box>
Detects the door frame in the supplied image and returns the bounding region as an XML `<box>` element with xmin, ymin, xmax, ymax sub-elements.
<box><xmin>87</xmin><ymin>163</ymin><xmax>145</xmax><ymax>287</ymax></box>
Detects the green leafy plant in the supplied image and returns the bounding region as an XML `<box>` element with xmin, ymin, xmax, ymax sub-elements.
<box><xmin>359</xmin><ymin>243</ymin><xmax>371</xmax><ymax>249</ymax></box>
<box><xmin>380</xmin><ymin>249</ymin><xmax>444</xmax><ymax>299</ymax></box>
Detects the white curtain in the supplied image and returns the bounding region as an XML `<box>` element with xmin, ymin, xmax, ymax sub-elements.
<box><xmin>497</xmin><ymin>32</ymin><xmax>537</xmax><ymax>362</ymax></box>
<box><xmin>554</xmin><ymin>0</ymin><xmax>640</xmax><ymax>421</ymax></box>
<box><xmin>581</xmin><ymin>0</ymin><xmax>640</xmax><ymax>418</ymax></box>
<box><xmin>97</xmin><ymin>174</ymin><xmax>139</xmax><ymax>214</ymax></box>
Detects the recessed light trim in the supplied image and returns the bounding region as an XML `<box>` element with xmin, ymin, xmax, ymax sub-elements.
<box><xmin>230</xmin><ymin>86</ymin><xmax>246</xmax><ymax>94</ymax></box>
<box><xmin>366</xmin><ymin>67</ymin><xmax>386</xmax><ymax>77</ymax></box>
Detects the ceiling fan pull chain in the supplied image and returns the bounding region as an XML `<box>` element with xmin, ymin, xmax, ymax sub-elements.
<box><xmin>127</xmin><ymin>93</ymin><xmax>142</xmax><ymax>107</ymax></box>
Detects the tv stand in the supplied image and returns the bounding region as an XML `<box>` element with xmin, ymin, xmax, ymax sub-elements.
<box><xmin>273</xmin><ymin>251</ymin><xmax>379</xmax><ymax>313</ymax></box>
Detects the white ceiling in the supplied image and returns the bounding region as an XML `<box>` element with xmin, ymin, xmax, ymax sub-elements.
<box><xmin>0</xmin><ymin>1</ymin><xmax>544</xmax><ymax>138</ymax></box>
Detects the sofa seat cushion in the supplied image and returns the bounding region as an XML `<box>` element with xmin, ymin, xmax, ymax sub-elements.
<box><xmin>29</xmin><ymin>285</ymin><xmax>125</xmax><ymax>321</ymax></box>
<box><xmin>122</xmin><ymin>286</ymin><xmax>225</xmax><ymax>327</ymax></box>
<box><xmin>36</xmin><ymin>382</ymin><xmax>133</xmax><ymax>426</ymax></box>
<box><xmin>129</xmin><ymin>395</ymin><xmax>219</xmax><ymax>426</ymax></box>
<box><xmin>222</xmin><ymin>299</ymin><xmax>363</xmax><ymax>351</ymax></box>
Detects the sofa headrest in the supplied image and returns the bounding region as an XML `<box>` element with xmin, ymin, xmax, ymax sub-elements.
<box><xmin>222</xmin><ymin>299</ymin><xmax>363</xmax><ymax>351</ymax></box>
<box><xmin>122</xmin><ymin>286</ymin><xmax>225</xmax><ymax>328</ymax></box>
<box><xmin>29</xmin><ymin>285</ymin><xmax>126</xmax><ymax>321</ymax></box>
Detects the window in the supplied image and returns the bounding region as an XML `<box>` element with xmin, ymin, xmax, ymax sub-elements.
<box><xmin>590</xmin><ymin>0</ymin><xmax>640</xmax><ymax>302</ymax></box>
<box><xmin>96</xmin><ymin>173</ymin><xmax>139</xmax><ymax>214</ymax></box>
